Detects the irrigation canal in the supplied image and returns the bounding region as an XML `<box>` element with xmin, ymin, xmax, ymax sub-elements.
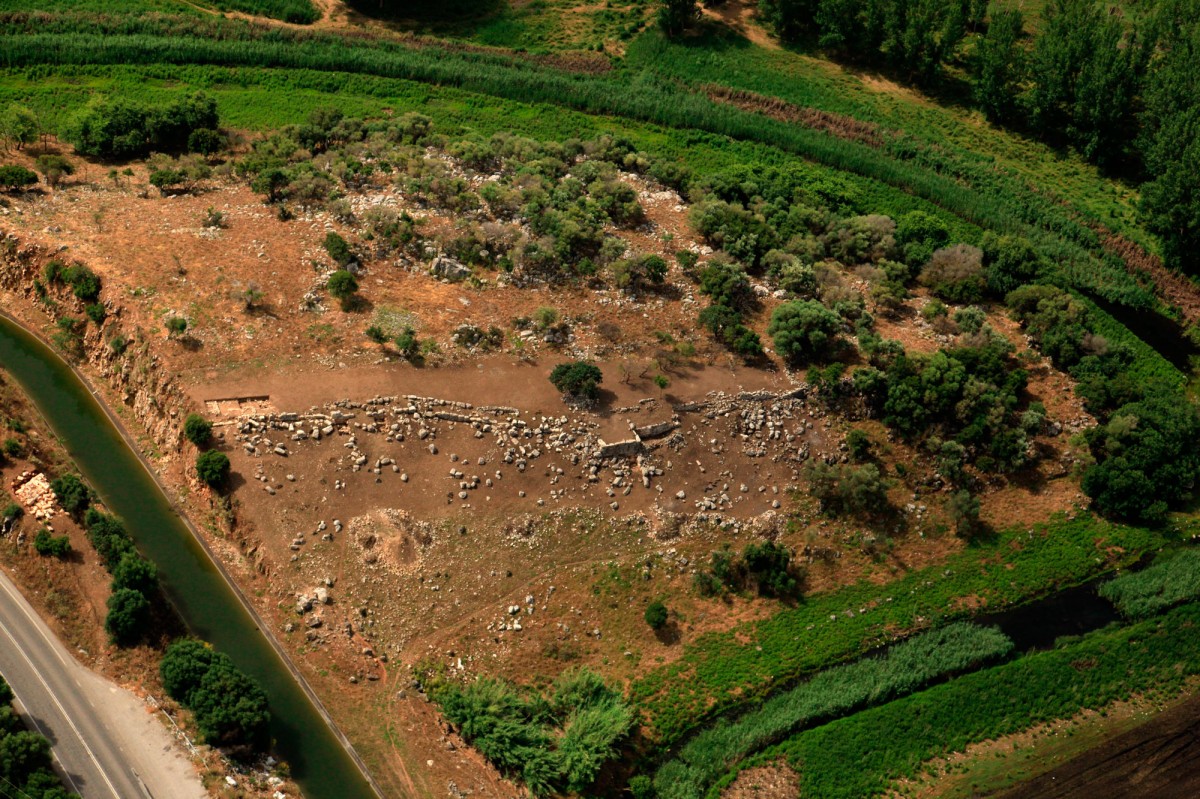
<box><xmin>0</xmin><ymin>313</ymin><xmax>381</xmax><ymax>799</ymax></box>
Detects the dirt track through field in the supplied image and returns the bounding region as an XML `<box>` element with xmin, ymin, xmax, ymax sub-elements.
<box><xmin>998</xmin><ymin>691</ymin><xmax>1200</xmax><ymax>799</ymax></box>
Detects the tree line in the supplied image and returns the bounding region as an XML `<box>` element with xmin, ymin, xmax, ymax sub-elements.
<box><xmin>0</xmin><ymin>676</ymin><xmax>77</xmax><ymax>799</ymax></box>
<box><xmin>730</xmin><ymin>0</ymin><xmax>1199</xmax><ymax>274</ymax></box>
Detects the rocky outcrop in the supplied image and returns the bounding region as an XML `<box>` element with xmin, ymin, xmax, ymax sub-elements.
<box><xmin>0</xmin><ymin>231</ymin><xmax>189</xmax><ymax>456</ymax></box>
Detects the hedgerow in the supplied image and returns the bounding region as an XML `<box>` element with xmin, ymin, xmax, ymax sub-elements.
<box><xmin>654</xmin><ymin>623</ymin><xmax>1012</xmax><ymax>799</ymax></box>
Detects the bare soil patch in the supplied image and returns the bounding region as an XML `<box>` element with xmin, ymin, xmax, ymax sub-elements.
<box><xmin>721</xmin><ymin>760</ymin><xmax>801</xmax><ymax>799</ymax></box>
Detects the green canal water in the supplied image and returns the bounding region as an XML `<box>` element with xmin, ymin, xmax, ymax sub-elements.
<box><xmin>0</xmin><ymin>315</ymin><xmax>379</xmax><ymax>799</ymax></box>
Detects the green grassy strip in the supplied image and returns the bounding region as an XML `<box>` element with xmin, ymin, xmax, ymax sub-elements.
<box><xmin>623</xmin><ymin>30</ymin><xmax>1151</xmax><ymax>253</ymax></box>
<box><xmin>654</xmin><ymin>623</ymin><xmax>1013</xmax><ymax>799</ymax></box>
<box><xmin>0</xmin><ymin>62</ymin><xmax>980</xmax><ymax>238</ymax></box>
<box><xmin>629</xmin><ymin>515</ymin><xmax>1167</xmax><ymax>745</ymax></box>
<box><xmin>1101</xmin><ymin>548</ymin><xmax>1200</xmax><ymax>619</ymax></box>
<box><xmin>0</xmin><ymin>28</ymin><xmax>1157</xmax><ymax>309</ymax></box>
<box><xmin>1071</xmin><ymin>292</ymin><xmax>1187</xmax><ymax>390</ymax></box>
<box><xmin>746</xmin><ymin>601</ymin><xmax>1200</xmax><ymax>799</ymax></box>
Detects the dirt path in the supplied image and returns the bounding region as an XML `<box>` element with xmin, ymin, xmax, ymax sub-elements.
<box><xmin>700</xmin><ymin>0</ymin><xmax>780</xmax><ymax>50</ymax></box>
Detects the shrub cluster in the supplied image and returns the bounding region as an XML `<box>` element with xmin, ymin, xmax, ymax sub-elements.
<box><xmin>436</xmin><ymin>668</ymin><xmax>633</xmax><ymax>797</ymax></box>
<box><xmin>66</xmin><ymin>92</ymin><xmax>219</xmax><ymax>159</ymax></box>
<box><xmin>160</xmin><ymin>639</ymin><xmax>270</xmax><ymax>751</ymax></box>
<box><xmin>82</xmin><ymin>508</ymin><xmax>160</xmax><ymax>645</ymax></box>
<box><xmin>43</xmin><ymin>260</ymin><xmax>102</xmax><ymax>303</ymax></box>
<box><xmin>1007</xmin><ymin>284</ymin><xmax>1200</xmax><ymax>523</ymax></box>
<box><xmin>694</xmin><ymin>541</ymin><xmax>801</xmax><ymax>599</ymax></box>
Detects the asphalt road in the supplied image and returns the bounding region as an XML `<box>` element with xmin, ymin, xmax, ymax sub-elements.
<box><xmin>0</xmin><ymin>570</ymin><xmax>146</xmax><ymax>799</ymax></box>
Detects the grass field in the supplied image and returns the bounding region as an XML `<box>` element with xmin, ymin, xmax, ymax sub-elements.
<box><xmin>630</xmin><ymin>516</ymin><xmax>1169</xmax><ymax>746</ymax></box>
<box><xmin>728</xmin><ymin>600</ymin><xmax>1200</xmax><ymax>799</ymax></box>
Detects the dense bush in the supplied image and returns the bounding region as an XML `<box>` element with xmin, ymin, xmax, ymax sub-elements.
<box><xmin>549</xmin><ymin>361</ymin><xmax>603</xmax><ymax>401</ymax></box>
<box><xmin>654</xmin><ymin>623</ymin><xmax>1012</xmax><ymax>799</ymax></box>
<box><xmin>32</xmin><ymin>528</ymin><xmax>71</xmax><ymax>557</ymax></box>
<box><xmin>644</xmin><ymin>600</ymin><xmax>669</xmax><ymax>630</ymax></box>
<box><xmin>918</xmin><ymin>244</ymin><xmax>985</xmax><ymax>303</ymax></box>
<box><xmin>768</xmin><ymin>300</ymin><xmax>842</xmax><ymax>366</ymax></box>
<box><xmin>436</xmin><ymin>668</ymin><xmax>633</xmax><ymax>797</ymax></box>
<box><xmin>105</xmin><ymin>587</ymin><xmax>150</xmax><ymax>644</ymax></box>
<box><xmin>195</xmin><ymin>450</ymin><xmax>230</xmax><ymax>488</ymax></box>
<box><xmin>84</xmin><ymin>510</ymin><xmax>135</xmax><ymax>571</ymax></box>
<box><xmin>0</xmin><ymin>164</ymin><xmax>37</xmax><ymax>190</ymax></box>
<box><xmin>1083</xmin><ymin>394</ymin><xmax>1200</xmax><ymax>524</ymax></box>
<box><xmin>49</xmin><ymin>473</ymin><xmax>89</xmax><ymax>516</ymax></box>
<box><xmin>695</xmin><ymin>541</ymin><xmax>801</xmax><ymax>599</ymax></box>
<box><xmin>66</xmin><ymin>92</ymin><xmax>218</xmax><ymax>159</ymax></box>
<box><xmin>183</xmin><ymin>413</ymin><xmax>212</xmax><ymax>447</ymax></box>
<box><xmin>758</xmin><ymin>0</ymin><xmax>977</xmax><ymax>83</ymax></box>
<box><xmin>160</xmin><ymin>639</ymin><xmax>270</xmax><ymax>751</ymax></box>
<box><xmin>326</xmin><ymin>269</ymin><xmax>358</xmax><ymax>310</ymax></box>
<box><xmin>804</xmin><ymin>461</ymin><xmax>889</xmax><ymax>517</ymax></box>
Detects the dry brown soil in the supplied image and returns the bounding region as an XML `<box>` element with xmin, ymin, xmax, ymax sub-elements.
<box><xmin>0</xmin><ymin>149</ymin><xmax>1093</xmax><ymax>798</ymax></box>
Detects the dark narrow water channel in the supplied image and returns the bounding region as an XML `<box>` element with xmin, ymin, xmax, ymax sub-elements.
<box><xmin>975</xmin><ymin>581</ymin><xmax>1121</xmax><ymax>653</ymax></box>
<box><xmin>0</xmin><ymin>315</ymin><xmax>380</xmax><ymax>799</ymax></box>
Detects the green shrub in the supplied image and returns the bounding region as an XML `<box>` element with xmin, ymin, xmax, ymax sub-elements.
<box><xmin>49</xmin><ymin>474</ymin><xmax>89</xmax><ymax>516</ymax></box>
<box><xmin>195</xmin><ymin>450</ymin><xmax>230</xmax><ymax>488</ymax></box>
<box><xmin>105</xmin><ymin>587</ymin><xmax>150</xmax><ymax>645</ymax></box>
<box><xmin>645</xmin><ymin>600</ymin><xmax>669</xmax><ymax>630</ymax></box>
<box><xmin>0</xmin><ymin>674</ymin><xmax>73</xmax><ymax>797</ymax></box>
<box><xmin>183</xmin><ymin>413</ymin><xmax>213</xmax><ymax>447</ymax></box>
<box><xmin>165</xmin><ymin>316</ymin><xmax>188</xmax><ymax>337</ymax></box>
<box><xmin>323</xmin><ymin>231</ymin><xmax>353</xmax><ymax>266</ymax></box>
<box><xmin>436</xmin><ymin>668</ymin><xmax>633</xmax><ymax>797</ymax></box>
<box><xmin>112</xmin><ymin>552</ymin><xmax>158</xmax><ymax>595</ymax></box>
<box><xmin>1083</xmin><ymin>393</ymin><xmax>1200</xmax><ymax>524</ymax></box>
<box><xmin>0</xmin><ymin>164</ymin><xmax>37</xmax><ymax>190</ymax></box>
<box><xmin>160</xmin><ymin>639</ymin><xmax>270</xmax><ymax>751</ymax></box>
<box><xmin>326</xmin><ymin>269</ymin><xmax>358</xmax><ymax>309</ymax></box>
<box><xmin>768</xmin><ymin>301</ymin><xmax>842</xmax><ymax>366</ymax></box>
<box><xmin>32</xmin><ymin>528</ymin><xmax>71</xmax><ymax>558</ymax></box>
<box><xmin>805</xmin><ymin>462</ymin><xmax>890</xmax><ymax>517</ymax></box>
<box><xmin>549</xmin><ymin>361</ymin><xmax>603</xmax><ymax>401</ymax></box>
<box><xmin>84</xmin><ymin>510</ymin><xmax>135</xmax><ymax>572</ymax></box>
<box><xmin>918</xmin><ymin>244</ymin><xmax>985</xmax><ymax>303</ymax></box>
<box><xmin>66</xmin><ymin>92</ymin><xmax>218</xmax><ymax>159</ymax></box>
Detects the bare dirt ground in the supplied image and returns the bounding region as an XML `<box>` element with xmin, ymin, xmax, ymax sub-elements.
<box><xmin>0</xmin><ymin>147</ymin><xmax>1093</xmax><ymax>798</ymax></box>
<box><xmin>720</xmin><ymin>760</ymin><xmax>801</xmax><ymax>799</ymax></box>
<box><xmin>699</xmin><ymin>0</ymin><xmax>780</xmax><ymax>50</ymax></box>
<box><xmin>894</xmin><ymin>684</ymin><xmax>1200</xmax><ymax>799</ymax></box>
